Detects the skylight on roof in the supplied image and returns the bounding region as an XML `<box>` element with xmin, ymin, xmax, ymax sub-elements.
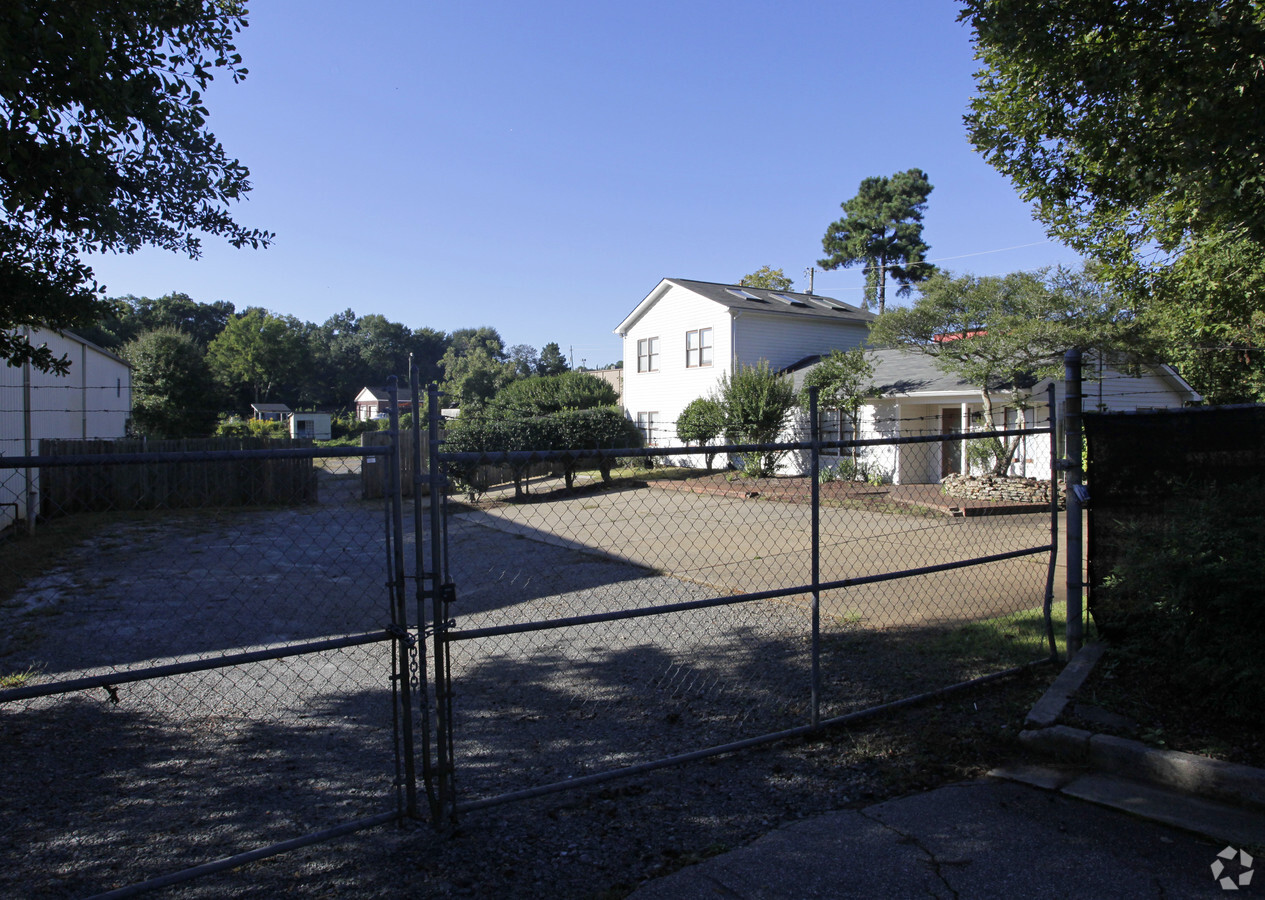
<box><xmin>726</xmin><ymin>288</ymin><xmax>760</xmax><ymax>300</ymax></box>
<box><xmin>770</xmin><ymin>293</ymin><xmax>810</xmax><ymax>307</ymax></box>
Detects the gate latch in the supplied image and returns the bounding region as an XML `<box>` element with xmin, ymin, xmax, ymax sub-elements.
<box><xmin>385</xmin><ymin>623</ymin><xmax>417</xmax><ymax>647</ymax></box>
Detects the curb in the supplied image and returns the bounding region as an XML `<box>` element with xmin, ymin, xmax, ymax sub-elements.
<box><xmin>1019</xmin><ymin>642</ymin><xmax>1265</xmax><ymax>814</ymax></box>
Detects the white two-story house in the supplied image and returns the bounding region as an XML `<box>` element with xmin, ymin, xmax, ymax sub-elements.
<box><xmin>614</xmin><ymin>278</ymin><xmax>874</xmax><ymax>451</ymax></box>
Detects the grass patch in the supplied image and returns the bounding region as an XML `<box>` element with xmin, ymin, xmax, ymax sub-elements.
<box><xmin>929</xmin><ymin>602</ymin><xmax>1068</xmax><ymax>668</ymax></box>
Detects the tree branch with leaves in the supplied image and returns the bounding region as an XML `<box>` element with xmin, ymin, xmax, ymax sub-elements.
<box><xmin>0</xmin><ymin>0</ymin><xmax>271</xmax><ymax>373</ymax></box>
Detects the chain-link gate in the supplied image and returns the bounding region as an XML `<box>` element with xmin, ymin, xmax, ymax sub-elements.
<box><xmin>0</xmin><ymin>379</ymin><xmax>425</xmax><ymax>897</ymax></box>
<box><xmin>416</xmin><ymin>382</ymin><xmax>1062</xmax><ymax>823</ymax></box>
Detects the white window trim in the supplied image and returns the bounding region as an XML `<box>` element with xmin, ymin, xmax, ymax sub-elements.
<box><xmin>637</xmin><ymin>336</ymin><xmax>660</xmax><ymax>373</ymax></box>
<box><xmin>686</xmin><ymin>327</ymin><xmax>713</xmax><ymax>368</ymax></box>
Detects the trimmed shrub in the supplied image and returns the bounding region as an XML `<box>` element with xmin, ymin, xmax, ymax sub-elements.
<box><xmin>677</xmin><ymin>397</ymin><xmax>726</xmax><ymax>471</ymax></box>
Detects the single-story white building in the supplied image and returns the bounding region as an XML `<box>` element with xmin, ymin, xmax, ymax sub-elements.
<box><xmin>288</xmin><ymin>412</ymin><xmax>332</xmax><ymax>441</ymax></box>
<box><xmin>784</xmin><ymin>349</ymin><xmax>1201</xmax><ymax>484</ymax></box>
<box><xmin>0</xmin><ymin>328</ymin><xmax>132</xmax><ymax>533</ymax></box>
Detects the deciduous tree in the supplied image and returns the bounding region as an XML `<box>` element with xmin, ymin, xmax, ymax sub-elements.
<box><xmin>123</xmin><ymin>328</ymin><xmax>220</xmax><ymax>437</ymax></box>
<box><xmin>676</xmin><ymin>397</ymin><xmax>726</xmax><ymax>471</ymax></box>
<box><xmin>870</xmin><ymin>267</ymin><xmax>1142</xmax><ymax>474</ymax></box>
<box><xmin>207</xmin><ymin>308</ymin><xmax>307</xmax><ymax>407</ymax></box>
<box><xmin>718</xmin><ymin>361</ymin><xmax>798</xmax><ymax>477</ymax></box>
<box><xmin>740</xmin><ymin>266</ymin><xmax>793</xmax><ymax>291</ymax></box>
<box><xmin>799</xmin><ymin>347</ymin><xmax>875</xmax><ymax>465</ymax></box>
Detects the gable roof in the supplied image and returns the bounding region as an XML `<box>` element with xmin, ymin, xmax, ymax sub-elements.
<box><xmin>615</xmin><ymin>278</ymin><xmax>874</xmax><ymax>335</ymax></box>
<box><xmin>356</xmin><ymin>386</ymin><xmax>391</xmax><ymax>403</ymax></box>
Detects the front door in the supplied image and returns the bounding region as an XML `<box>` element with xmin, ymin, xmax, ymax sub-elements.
<box><xmin>941</xmin><ymin>408</ymin><xmax>962</xmax><ymax>479</ymax></box>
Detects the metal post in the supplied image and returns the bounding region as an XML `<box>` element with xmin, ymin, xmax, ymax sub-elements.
<box><xmin>1042</xmin><ymin>384</ymin><xmax>1060</xmax><ymax>660</ymax></box>
<box><xmin>22</xmin><ymin>327</ymin><xmax>34</xmax><ymax>535</ymax></box>
<box><xmin>409</xmin><ymin>366</ymin><xmax>435</xmax><ymax>804</ymax></box>
<box><xmin>1064</xmin><ymin>349</ymin><xmax>1084</xmax><ymax>656</ymax></box>
<box><xmin>386</xmin><ymin>378</ymin><xmax>418</xmax><ymax>817</ymax></box>
<box><xmin>427</xmin><ymin>383</ymin><xmax>456</xmax><ymax>824</ymax></box>
<box><xmin>809</xmin><ymin>386</ymin><xmax>821</xmax><ymax>728</ymax></box>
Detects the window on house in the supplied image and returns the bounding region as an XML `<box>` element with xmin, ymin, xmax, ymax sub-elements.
<box><xmin>686</xmin><ymin>328</ymin><xmax>713</xmax><ymax>368</ymax></box>
<box><xmin>637</xmin><ymin>337</ymin><xmax>660</xmax><ymax>372</ymax></box>
<box><xmin>636</xmin><ymin>411</ymin><xmax>658</xmax><ymax>445</ymax></box>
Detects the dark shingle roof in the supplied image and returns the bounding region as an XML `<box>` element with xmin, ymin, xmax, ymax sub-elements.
<box><xmin>665</xmin><ymin>278</ymin><xmax>874</xmax><ymax>324</ymax></box>
<box><xmin>787</xmin><ymin>348</ymin><xmax>981</xmax><ymax>396</ymax></box>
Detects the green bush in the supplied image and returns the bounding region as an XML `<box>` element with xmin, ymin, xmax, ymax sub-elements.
<box><xmin>677</xmin><ymin>397</ymin><xmax>726</xmax><ymax>472</ymax></box>
<box><xmin>444</xmin><ymin>406</ymin><xmax>641</xmax><ymax>498</ymax></box>
<box><xmin>718</xmin><ymin>360</ymin><xmax>797</xmax><ymax>477</ymax></box>
<box><xmin>489</xmin><ymin>371</ymin><xmax>618</xmax><ymax>417</ymax></box>
<box><xmin>215</xmin><ymin>416</ymin><xmax>288</xmax><ymax>439</ymax></box>
<box><xmin>1094</xmin><ymin>478</ymin><xmax>1265</xmax><ymax>725</ymax></box>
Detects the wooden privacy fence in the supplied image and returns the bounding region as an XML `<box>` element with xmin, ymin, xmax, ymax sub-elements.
<box><xmin>359</xmin><ymin>431</ymin><xmax>559</xmax><ymax>499</ymax></box>
<box><xmin>37</xmin><ymin>438</ymin><xmax>319</xmax><ymax>516</ymax></box>
<box><xmin>361</xmin><ymin>432</ymin><xmax>424</xmax><ymax>499</ymax></box>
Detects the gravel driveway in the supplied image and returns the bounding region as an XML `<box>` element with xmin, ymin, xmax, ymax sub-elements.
<box><xmin>0</xmin><ymin>470</ymin><xmax>1055</xmax><ymax>898</ymax></box>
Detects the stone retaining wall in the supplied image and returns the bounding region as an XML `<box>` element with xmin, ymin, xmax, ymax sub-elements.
<box><xmin>942</xmin><ymin>473</ymin><xmax>1066</xmax><ymax>508</ymax></box>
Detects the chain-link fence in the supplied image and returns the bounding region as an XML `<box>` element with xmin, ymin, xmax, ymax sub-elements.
<box><xmin>0</xmin><ymin>437</ymin><xmax>415</xmax><ymax>897</ymax></box>
<box><xmin>427</xmin><ymin>392</ymin><xmax>1060</xmax><ymax>818</ymax></box>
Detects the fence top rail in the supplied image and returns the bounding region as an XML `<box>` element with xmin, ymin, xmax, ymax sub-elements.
<box><xmin>0</xmin><ymin>445</ymin><xmax>392</xmax><ymax>469</ymax></box>
<box><xmin>435</xmin><ymin>425</ymin><xmax>1054</xmax><ymax>465</ymax></box>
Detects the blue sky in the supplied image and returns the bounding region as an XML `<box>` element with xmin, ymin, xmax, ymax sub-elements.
<box><xmin>86</xmin><ymin>0</ymin><xmax>1082</xmax><ymax>369</ymax></box>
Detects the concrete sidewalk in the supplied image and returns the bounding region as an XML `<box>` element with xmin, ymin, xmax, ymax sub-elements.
<box><xmin>627</xmin><ymin>641</ymin><xmax>1264</xmax><ymax>899</ymax></box>
<box><xmin>626</xmin><ymin>778</ymin><xmax>1234</xmax><ymax>899</ymax></box>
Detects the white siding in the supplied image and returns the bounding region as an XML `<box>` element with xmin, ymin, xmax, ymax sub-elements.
<box><xmin>734</xmin><ymin>312</ymin><xmax>867</xmax><ymax>370</ymax></box>
<box><xmin>621</xmin><ymin>283</ymin><xmax>733</xmax><ymax>449</ymax></box>
<box><xmin>0</xmin><ymin>329</ymin><xmax>131</xmax><ymax>531</ymax></box>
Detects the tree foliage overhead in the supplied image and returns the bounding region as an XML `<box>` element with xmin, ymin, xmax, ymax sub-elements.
<box><xmin>819</xmin><ymin>169</ymin><xmax>935</xmax><ymax>314</ymax></box>
<box><xmin>962</xmin><ymin>1</ymin><xmax>1265</xmax><ymax>266</ymax></box>
<box><xmin>1136</xmin><ymin>234</ymin><xmax>1265</xmax><ymax>405</ymax></box>
<box><xmin>0</xmin><ymin>0</ymin><xmax>271</xmax><ymax>373</ymax></box>
<box><xmin>739</xmin><ymin>266</ymin><xmax>793</xmax><ymax>291</ymax></box>
<box><xmin>870</xmin><ymin>266</ymin><xmax>1143</xmax><ymax>474</ymax></box>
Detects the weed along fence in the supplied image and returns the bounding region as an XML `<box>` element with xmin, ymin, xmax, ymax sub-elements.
<box><xmin>421</xmin><ymin>384</ymin><xmax>1064</xmax><ymax>821</ymax></box>
<box><xmin>35</xmin><ymin>436</ymin><xmax>319</xmax><ymax>518</ymax></box>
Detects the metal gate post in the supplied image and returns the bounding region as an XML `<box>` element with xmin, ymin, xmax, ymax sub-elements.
<box><xmin>427</xmin><ymin>383</ymin><xmax>457</xmax><ymax>824</ymax></box>
<box><xmin>386</xmin><ymin>377</ymin><xmax>418</xmax><ymax>818</ymax></box>
<box><xmin>808</xmin><ymin>387</ymin><xmax>821</xmax><ymax>728</ymax></box>
<box><xmin>409</xmin><ymin>366</ymin><xmax>435</xmax><ymax>812</ymax></box>
<box><xmin>1042</xmin><ymin>383</ymin><xmax>1060</xmax><ymax>660</ymax></box>
<box><xmin>1063</xmin><ymin>349</ymin><xmax>1085</xmax><ymax>656</ymax></box>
